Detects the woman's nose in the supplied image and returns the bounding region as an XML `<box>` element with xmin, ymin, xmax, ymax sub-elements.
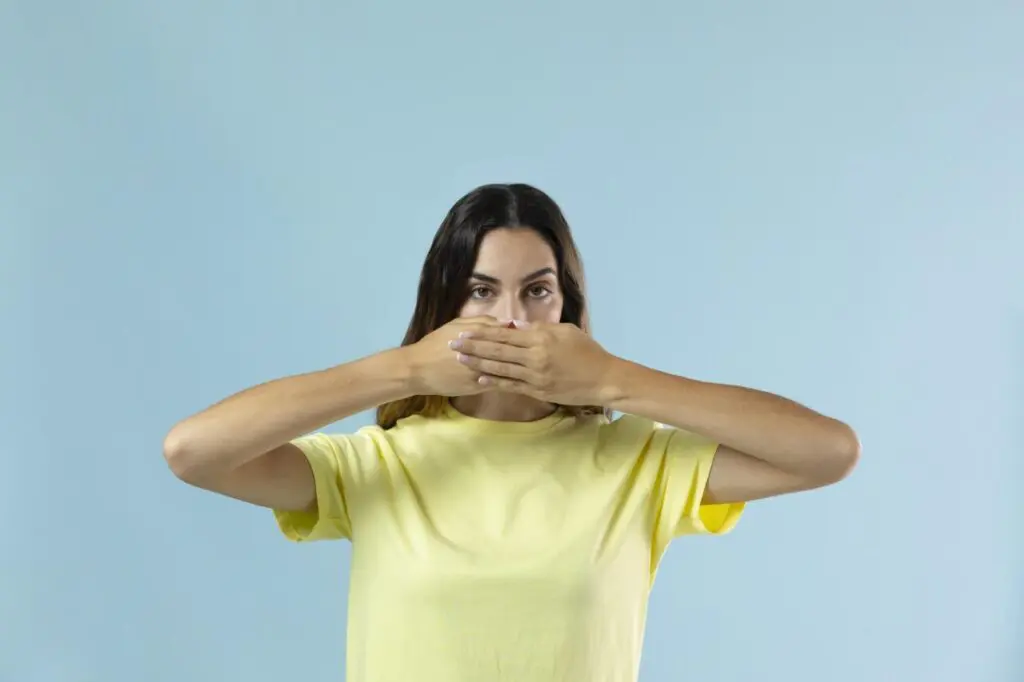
<box><xmin>493</xmin><ymin>295</ymin><xmax>525</xmax><ymax>323</ymax></box>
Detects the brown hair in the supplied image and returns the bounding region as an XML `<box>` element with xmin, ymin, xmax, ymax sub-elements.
<box><xmin>376</xmin><ymin>183</ymin><xmax>608</xmax><ymax>429</ymax></box>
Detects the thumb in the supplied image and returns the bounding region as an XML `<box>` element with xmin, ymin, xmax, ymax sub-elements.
<box><xmin>456</xmin><ymin>315</ymin><xmax>502</xmax><ymax>326</ymax></box>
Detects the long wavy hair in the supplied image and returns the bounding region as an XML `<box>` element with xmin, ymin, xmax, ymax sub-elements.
<box><xmin>376</xmin><ymin>183</ymin><xmax>608</xmax><ymax>429</ymax></box>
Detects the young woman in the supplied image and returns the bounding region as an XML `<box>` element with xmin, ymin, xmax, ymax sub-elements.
<box><xmin>164</xmin><ymin>183</ymin><xmax>860</xmax><ymax>682</ymax></box>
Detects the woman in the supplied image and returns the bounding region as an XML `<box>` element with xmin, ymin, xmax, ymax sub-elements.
<box><xmin>164</xmin><ymin>183</ymin><xmax>859</xmax><ymax>682</ymax></box>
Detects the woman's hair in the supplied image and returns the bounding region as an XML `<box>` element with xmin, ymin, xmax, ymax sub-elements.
<box><xmin>376</xmin><ymin>183</ymin><xmax>608</xmax><ymax>429</ymax></box>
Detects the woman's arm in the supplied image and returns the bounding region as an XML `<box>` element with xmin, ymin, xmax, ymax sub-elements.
<box><xmin>450</xmin><ymin>322</ymin><xmax>860</xmax><ymax>504</ymax></box>
<box><xmin>602</xmin><ymin>361</ymin><xmax>860</xmax><ymax>503</ymax></box>
<box><xmin>163</xmin><ymin>316</ymin><xmax>504</xmax><ymax>511</ymax></box>
<box><xmin>163</xmin><ymin>349</ymin><xmax>415</xmax><ymax>511</ymax></box>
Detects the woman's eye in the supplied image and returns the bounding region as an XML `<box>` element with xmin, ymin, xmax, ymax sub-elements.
<box><xmin>527</xmin><ymin>285</ymin><xmax>551</xmax><ymax>298</ymax></box>
<box><xmin>470</xmin><ymin>286</ymin><xmax>492</xmax><ymax>299</ymax></box>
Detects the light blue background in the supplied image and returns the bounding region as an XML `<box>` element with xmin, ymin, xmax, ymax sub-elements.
<box><xmin>2</xmin><ymin>2</ymin><xmax>1021</xmax><ymax>680</ymax></box>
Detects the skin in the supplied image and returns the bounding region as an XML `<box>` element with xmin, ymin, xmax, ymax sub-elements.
<box><xmin>448</xmin><ymin>228</ymin><xmax>860</xmax><ymax>504</ymax></box>
<box><xmin>164</xmin><ymin>226</ymin><xmax>858</xmax><ymax>512</ymax></box>
<box><xmin>450</xmin><ymin>227</ymin><xmax>566</xmax><ymax>423</ymax></box>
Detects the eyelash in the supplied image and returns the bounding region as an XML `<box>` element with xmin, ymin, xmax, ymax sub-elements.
<box><xmin>470</xmin><ymin>284</ymin><xmax>552</xmax><ymax>300</ymax></box>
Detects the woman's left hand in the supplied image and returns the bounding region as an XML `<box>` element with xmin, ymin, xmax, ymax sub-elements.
<box><xmin>449</xmin><ymin>322</ymin><xmax>620</xmax><ymax>406</ymax></box>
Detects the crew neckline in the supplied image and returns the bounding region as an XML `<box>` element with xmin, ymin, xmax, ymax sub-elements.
<box><xmin>442</xmin><ymin>400</ymin><xmax>567</xmax><ymax>434</ymax></box>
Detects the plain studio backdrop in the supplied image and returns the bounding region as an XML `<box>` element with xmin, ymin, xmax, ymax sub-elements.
<box><xmin>1</xmin><ymin>2</ymin><xmax>1021</xmax><ymax>681</ymax></box>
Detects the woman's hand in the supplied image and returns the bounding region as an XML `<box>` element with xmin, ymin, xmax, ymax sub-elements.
<box><xmin>404</xmin><ymin>316</ymin><xmax>508</xmax><ymax>397</ymax></box>
<box><xmin>449</xmin><ymin>322</ymin><xmax>620</xmax><ymax>406</ymax></box>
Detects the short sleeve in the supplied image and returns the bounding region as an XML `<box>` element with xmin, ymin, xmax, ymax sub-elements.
<box><xmin>651</xmin><ymin>425</ymin><xmax>744</xmax><ymax>554</ymax></box>
<box><xmin>272</xmin><ymin>433</ymin><xmax>354</xmax><ymax>542</ymax></box>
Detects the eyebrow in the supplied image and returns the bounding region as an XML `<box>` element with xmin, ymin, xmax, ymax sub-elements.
<box><xmin>470</xmin><ymin>267</ymin><xmax>556</xmax><ymax>285</ymax></box>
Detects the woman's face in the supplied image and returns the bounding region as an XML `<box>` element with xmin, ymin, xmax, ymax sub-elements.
<box><xmin>458</xmin><ymin>227</ymin><xmax>564</xmax><ymax>325</ymax></box>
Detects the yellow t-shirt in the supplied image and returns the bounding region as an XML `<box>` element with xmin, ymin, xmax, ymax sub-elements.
<box><xmin>274</xmin><ymin>404</ymin><xmax>743</xmax><ymax>682</ymax></box>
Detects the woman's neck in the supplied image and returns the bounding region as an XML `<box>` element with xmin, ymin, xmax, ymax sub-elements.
<box><xmin>450</xmin><ymin>393</ymin><xmax>558</xmax><ymax>422</ymax></box>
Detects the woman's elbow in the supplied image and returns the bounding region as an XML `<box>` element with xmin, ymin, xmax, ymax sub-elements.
<box><xmin>823</xmin><ymin>421</ymin><xmax>861</xmax><ymax>483</ymax></box>
<box><xmin>162</xmin><ymin>423</ymin><xmax>206</xmax><ymax>482</ymax></box>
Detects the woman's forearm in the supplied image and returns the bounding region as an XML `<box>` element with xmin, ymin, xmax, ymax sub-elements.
<box><xmin>163</xmin><ymin>348</ymin><xmax>415</xmax><ymax>476</ymax></box>
<box><xmin>603</xmin><ymin>358</ymin><xmax>859</xmax><ymax>477</ymax></box>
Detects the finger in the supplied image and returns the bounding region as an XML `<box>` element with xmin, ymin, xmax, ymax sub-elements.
<box><xmin>457</xmin><ymin>354</ymin><xmax>530</xmax><ymax>381</ymax></box>
<box><xmin>459</xmin><ymin>326</ymin><xmax>538</xmax><ymax>348</ymax></box>
<box><xmin>450</xmin><ymin>339</ymin><xmax>530</xmax><ymax>364</ymax></box>
<box><xmin>478</xmin><ymin>375</ymin><xmax>532</xmax><ymax>394</ymax></box>
<box><xmin>454</xmin><ymin>315</ymin><xmax>501</xmax><ymax>326</ymax></box>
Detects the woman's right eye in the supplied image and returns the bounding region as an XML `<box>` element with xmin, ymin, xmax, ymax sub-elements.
<box><xmin>469</xmin><ymin>286</ymin><xmax>491</xmax><ymax>299</ymax></box>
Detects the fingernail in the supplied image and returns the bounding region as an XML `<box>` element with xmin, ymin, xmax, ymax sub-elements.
<box><xmin>449</xmin><ymin>339</ymin><xmax>462</xmax><ymax>349</ymax></box>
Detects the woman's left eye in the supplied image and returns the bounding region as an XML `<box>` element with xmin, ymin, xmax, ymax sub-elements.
<box><xmin>527</xmin><ymin>285</ymin><xmax>551</xmax><ymax>298</ymax></box>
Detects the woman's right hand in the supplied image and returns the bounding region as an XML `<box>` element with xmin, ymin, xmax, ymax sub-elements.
<box><xmin>403</xmin><ymin>316</ymin><xmax>505</xmax><ymax>397</ymax></box>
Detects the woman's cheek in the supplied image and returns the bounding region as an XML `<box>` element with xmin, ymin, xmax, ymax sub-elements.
<box><xmin>530</xmin><ymin>296</ymin><xmax>563</xmax><ymax>324</ymax></box>
<box><xmin>458</xmin><ymin>300</ymin><xmax>489</xmax><ymax>318</ymax></box>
